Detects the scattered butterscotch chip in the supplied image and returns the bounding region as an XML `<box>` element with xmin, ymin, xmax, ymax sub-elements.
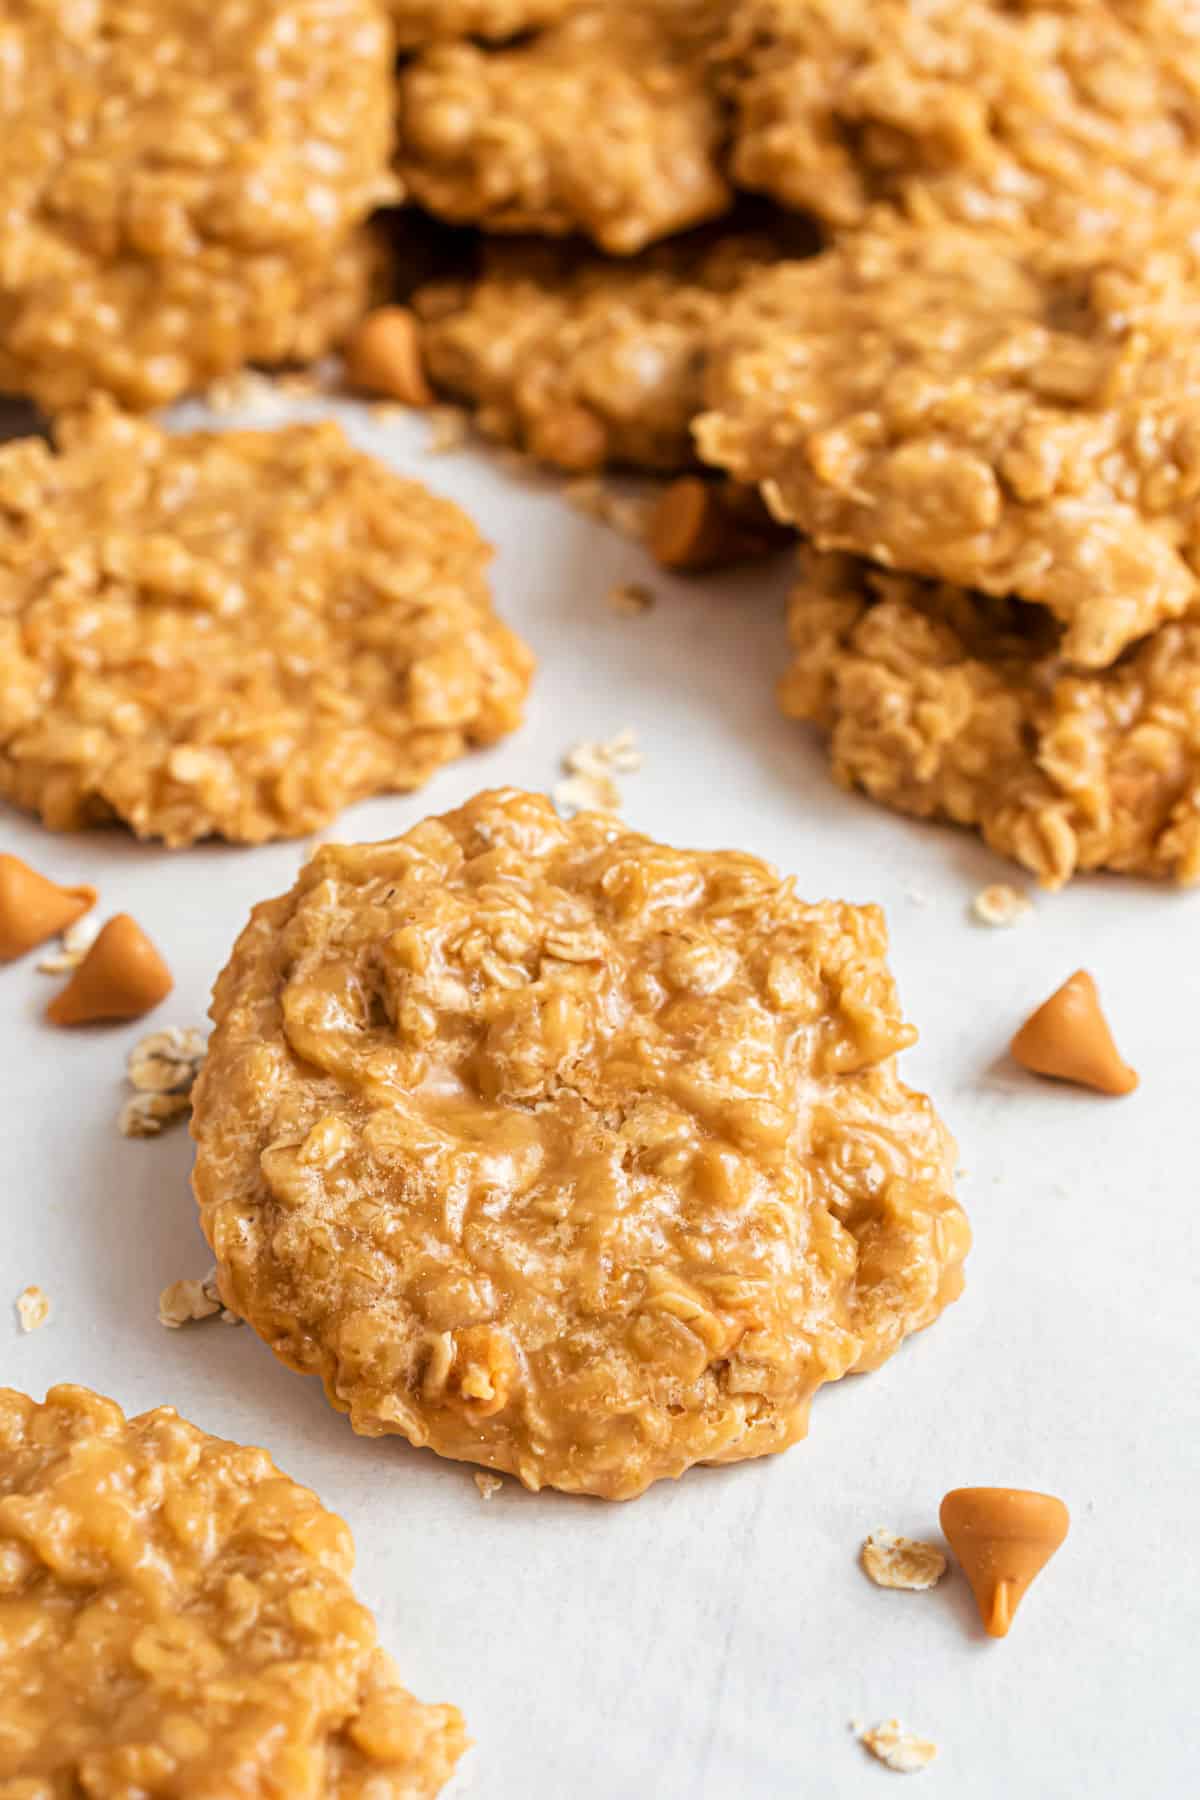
<box><xmin>0</xmin><ymin>855</ymin><xmax>96</xmax><ymax>962</ymax></box>
<box><xmin>474</xmin><ymin>1472</ymin><xmax>504</xmax><ymax>1501</ymax></box>
<box><xmin>861</xmin><ymin>1530</ymin><xmax>947</xmax><ymax>1592</ymax></box>
<box><xmin>648</xmin><ymin>477</ymin><xmax>787</xmax><ymax>573</ymax></box>
<box><xmin>972</xmin><ymin>884</ymin><xmax>1032</xmax><ymax>928</ymax></box>
<box><xmin>940</xmin><ymin>1487</ymin><xmax>1070</xmax><ymax>1639</ymax></box>
<box><xmin>46</xmin><ymin>914</ymin><xmax>173</xmax><ymax>1027</ymax></box>
<box><xmin>344</xmin><ymin>306</ymin><xmax>433</xmax><ymax>407</ymax></box>
<box><xmin>1010</xmin><ymin>971</ymin><xmax>1138</xmax><ymax>1096</ymax></box>
<box><xmin>15</xmin><ymin>1286</ymin><xmax>50</xmax><ymax>1333</ymax></box>
<box><xmin>858</xmin><ymin>1719</ymin><xmax>938</xmax><ymax>1774</ymax></box>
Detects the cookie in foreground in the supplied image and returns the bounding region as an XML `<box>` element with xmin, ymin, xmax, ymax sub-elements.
<box><xmin>0</xmin><ymin>406</ymin><xmax>534</xmax><ymax>846</ymax></box>
<box><xmin>779</xmin><ymin>546</ymin><xmax>1200</xmax><ymax>888</ymax></box>
<box><xmin>0</xmin><ymin>1383</ymin><xmax>466</xmax><ymax>1796</ymax></box>
<box><xmin>191</xmin><ymin>788</ymin><xmax>970</xmax><ymax>1500</ymax></box>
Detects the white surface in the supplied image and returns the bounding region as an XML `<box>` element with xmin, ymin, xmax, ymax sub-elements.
<box><xmin>5</xmin><ymin>396</ymin><xmax>1199</xmax><ymax>1798</ymax></box>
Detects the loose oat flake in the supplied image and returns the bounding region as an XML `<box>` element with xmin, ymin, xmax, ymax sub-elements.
<box><xmin>426</xmin><ymin>405</ymin><xmax>470</xmax><ymax>455</ymax></box>
<box><xmin>128</xmin><ymin>1025</ymin><xmax>206</xmax><ymax>1094</ymax></box>
<box><xmin>16</xmin><ymin>1286</ymin><xmax>50</xmax><ymax>1332</ymax></box>
<box><xmin>972</xmin><ymin>883</ymin><xmax>1033</xmax><ymax>927</ymax></box>
<box><xmin>859</xmin><ymin>1719</ymin><xmax>939</xmax><ymax>1774</ymax></box>
<box><xmin>554</xmin><ymin>728</ymin><xmax>642</xmax><ymax>818</ymax></box>
<box><xmin>158</xmin><ymin>1270</ymin><xmax>224</xmax><ymax>1330</ymax></box>
<box><xmin>474</xmin><ymin>1472</ymin><xmax>504</xmax><ymax>1501</ymax></box>
<box><xmin>36</xmin><ymin>913</ymin><xmax>100</xmax><ymax>974</ymax></box>
<box><xmin>608</xmin><ymin>580</ymin><xmax>655</xmax><ymax>615</ymax></box>
<box><xmin>861</xmin><ymin>1530</ymin><xmax>947</xmax><ymax>1592</ymax></box>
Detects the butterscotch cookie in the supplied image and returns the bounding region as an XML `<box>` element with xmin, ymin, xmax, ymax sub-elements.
<box><xmin>191</xmin><ymin>788</ymin><xmax>970</xmax><ymax>1501</ymax></box>
<box><xmin>391</xmin><ymin>0</ymin><xmax>580</xmax><ymax>50</ymax></box>
<box><xmin>780</xmin><ymin>546</ymin><xmax>1200</xmax><ymax>889</ymax></box>
<box><xmin>0</xmin><ymin>1383</ymin><xmax>466</xmax><ymax>1796</ymax></box>
<box><xmin>0</xmin><ymin>407</ymin><xmax>533</xmax><ymax>846</ymax></box>
<box><xmin>697</xmin><ymin>226</ymin><xmax>1200</xmax><ymax>669</ymax></box>
<box><xmin>0</xmin><ymin>0</ymin><xmax>395</xmax><ymax>412</ymax></box>
<box><xmin>717</xmin><ymin>0</ymin><xmax>1200</xmax><ymax>247</ymax></box>
<box><xmin>413</xmin><ymin>232</ymin><xmax>782</xmax><ymax>473</ymax></box>
<box><xmin>396</xmin><ymin>0</ymin><xmax>731</xmax><ymax>254</ymax></box>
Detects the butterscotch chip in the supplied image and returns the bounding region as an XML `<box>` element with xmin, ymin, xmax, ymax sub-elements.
<box><xmin>698</xmin><ymin>226</ymin><xmax>1200</xmax><ymax>668</ymax></box>
<box><xmin>397</xmin><ymin>0</ymin><xmax>731</xmax><ymax>255</ymax></box>
<box><xmin>0</xmin><ymin>1384</ymin><xmax>466</xmax><ymax>1795</ymax></box>
<box><xmin>0</xmin><ymin>406</ymin><xmax>534</xmax><ymax>846</ymax></box>
<box><xmin>0</xmin><ymin>855</ymin><xmax>96</xmax><ymax>962</ymax></box>
<box><xmin>191</xmin><ymin>788</ymin><xmax>970</xmax><ymax>1500</ymax></box>
<box><xmin>1010</xmin><ymin>971</ymin><xmax>1138</xmax><ymax>1095</ymax></box>
<box><xmin>389</xmin><ymin>0</ymin><xmax>580</xmax><ymax>50</ymax></box>
<box><xmin>47</xmin><ymin>915</ymin><xmax>173</xmax><ymax>1027</ymax></box>
<box><xmin>344</xmin><ymin>308</ymin><xmax>434</xmax><ymax>408</ymax></box>
<box><xmin>0</xmin><ymin>1</ymin><xmax>395</xmax><ymax>414</ymax></box>
<box><xmin>717</xmin><ymin>0</ymin><xmax>1200</xmax><ymax>249</ymax></box>
<box><xmin>414</xmin><ymin>233</ymin><xmax>780</xmax><ymax>474</ymax></box>
<box><xmin>648</xmin><ymin>477</ymin><xmax>788</xmax><ymax>572</ymax></box>
<box><xmin>778</xmin><ymin>546</ymin><xmax>1200</xmax><ymax>888</ymax></box>
<box><xmin>940</xmin><ymin>1486</ymin><xmax>1070</xmax><ymax>1638</ymax></box>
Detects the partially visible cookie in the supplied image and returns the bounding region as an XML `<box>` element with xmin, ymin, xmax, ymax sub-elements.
<box><xmin>0</xmin><ymin>1383</ymin><xmax>466</xmax><ymax>1797</ymax></box>
<box><xmin>0</xmin><ymin>407</ymin><xmax>534</xmax><ymax>845</ymax></box>
<box><xmin>413</xmin><ymin>231</ymin><xmax>783</xmax><ymax>472</ymax></box>
<box><xmin>697</xmin><ymin>225</ymin><xmax>1200</xmax><ymax>669</ymax></box>
<box><xmin>780</xmin><ymin>546</ymin><xmax>1200</xmax><ymax>888</ymax></box>
<box><xmin>717</xmin><ymin>0</ymin><xmax>1200</xmax><ymax>247</ymax></box>
<box><xmin>390</xmin><ymin>0</ymin><xmax>580</xmax><ymax>50</ymax></box>
<box><xmin>396</xmin><ymin>0</ymin><xmax>731</xmax><ymax>254</ymax></box>
<box><xmin>191</xmin><ymin>788</ymin><xmax>969</xmax><ymax>1501</ymax></box>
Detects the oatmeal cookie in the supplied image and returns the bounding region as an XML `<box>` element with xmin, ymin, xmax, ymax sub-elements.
<box><xmin>191</xmin><ymin>788</ymin><xmax>969</xmax><ymax>1501</ymax></box>
<box><xmin>0</xmin><ymin>0</ymin><xmax>395</xmax><ymax>412</ymax></box>
<box><xmin>780</xmin><ymin>546</ymin><xmax>1200</xmax><ymax>888</ymax></box>
<box><xmin>697</xmin><ymin>226</ymin><xmax>1200</xmax><ymax>669</ymax></box>
<box><xmin>390</xmin><ymin>0</ymin><xmax>580</xmax><ymax>50</ymax></box>
<box><xmin>717</xmin><ymin>0</ymin><xmax>1200</xmax><ymax>248</ymax></box>
<box><xmin>396</xmin><ymin>0</ymin><xmax>731</xmax><ymax>254</ymax></box>
<box><xmin>0</xmin><ymin>407</ymin><xmax>533</xmax><ymax>846</ymax></box>
<box><xmin>0</xmin><ymin>1383</ymin><xmax>466</xmax><ymax>1796</ymax></box>
<box><xmin>413</xmin><ymin>232</ymin><xmax>783</xmax><ymax>473</ymax></box>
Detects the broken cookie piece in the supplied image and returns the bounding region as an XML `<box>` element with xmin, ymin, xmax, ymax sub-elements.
<box><xmin>1010</xmin><ymin>972</ymin><xmax>1138</xmax><ymax>1095</ymax></box>
<box><xmin>0</xmin><ymin>1384</ymin><xmax>466</xmax><ymax>1795</ymax></box>
<box><xmin>0</xmin><ymin>406</ymin><xmax>533</xmax><ymax>846</ymax></box>
<box><xmin>192</xmin><ymin>788</ymin><xmax>969</xmax><ymax>1499</ymax></box>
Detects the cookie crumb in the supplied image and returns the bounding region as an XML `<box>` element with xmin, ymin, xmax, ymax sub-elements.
<box><xmin>972</xmin><ymin>883</ymin><xmax>1033</xmax><ymax>927</ymax></box>
<box><xmin>861</xmin><ymin>1530</ymin><xmax>947</xmax><ymax>1591</ymax></box>
<box><xmin>425</xmin><ymin>405</ymin><xmax>470</xmax><ymax>455</ymax></box>
<box><xmin>15</xmin><ymin>1285</ymin><xmax>50</xmax><ymax>1333</ymax></box>
<box><xmin>474</xmin><ymin>1472</ymin><xmax>504</xmax><ymax>1501</ymax></box>
<box><xmin>608</xmin><ymin>580</ymin><xmax>655</xmax><ymax>615</ymax></box>
<box><xmin>36</xmin><ymin>913</ymin><xmax>100</xmax><ymax>973</ymax></box>
<box><xmin>858</xmin><ymin>1720</ymin><xmax>938</xmax><ymax>1774</ymax></box>
<box><xmin>158</xmin><ymin>1269</ymin><xmax>224</xmax><ymax>1330</ymax></box>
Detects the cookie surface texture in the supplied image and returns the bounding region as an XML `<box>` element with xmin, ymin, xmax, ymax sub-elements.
<box><xmin>0</xmin><ymin>1383</ymin><xmax>467</xmax><ymax>1797</ymax></box>
<box><xmin>191</xmin><ymin>789</ymin><xmax>970</xmax><ymax>1500</ymax></box>
<box><xmin>0</xmin><ymin>407</ymin><xmax>534</xmax><ymax>847</ymax></box>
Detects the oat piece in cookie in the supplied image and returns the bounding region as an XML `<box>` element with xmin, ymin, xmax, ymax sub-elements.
<box><xmin>414</xmin><ymin>232</ymin><xmax>781</xmax><ymax>473</ymax></box>
<box><xmin>718</xmin><ymin>0</ymin><xmax>1200</xmax><ymax>248</ymax></box>
<box><xmin>390</xmin><ymin>0</ymin><xmax>580</xmax><ymax>50</ymax></box>
<box><xmin>0</xmin><ymin>0</ymin><xmax>395</xmax><ymax>413</ymax></box>
<box><xmin>698</xmin><ymin>227</ymin><xmax>1200</xmax><ymax>668</ymax></box>
<box><xmin>397</xmin><ymin>0</ymin><xmax>731</xmax><ymax>254</ymax></box>
<box><xmin>779</xmin><ymin>546</ymin><xmax>1200</xmax><ymax>889</ymax></box>
<box><xmin>0</xmin><ymin>406</ymin><xmax>533</xmax><ymax>846</ymax></box>
<box><xmin>0</xmin><ymin>1384</ymin><xmax>466</xmax><ymax>1795</ymax></box>
<box><xmin>191</xmin><ymin>788</ymin><xmax>970</xmax><ymax>1501</ymax></box>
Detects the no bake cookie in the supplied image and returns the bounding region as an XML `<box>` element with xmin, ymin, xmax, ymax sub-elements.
<box><xmin>191</xmin><ymin>788</ymin><xmax>969</xmax><ymax>1500</ymax></box>
<box><xmin>697</xmin><ymin>226</ymin><xmax>1200</xmax><ymax>668</ymax></box>
<box><xmin>0</xmin><ymin>407</ymin><xmax>533</xmax><ymax>845</ymax></box>
<box><xmin>396</xmin><ymin>0</ymin><xmax>731</xmax><ymax>254</ymax></box>
<box><xmin>780</xmin><ymin>547</ymin><xmax>1200</xmax><ymax>888</ymax></box>
<box><xmin>0</xmin><ymin>1383</ymin><xmax>465</xmax><ymax>1796</ymax></box>
<box><xmin>390</xmin><ymin>0</ymin><xmax>580</xmax><ymax>50</ymax></box>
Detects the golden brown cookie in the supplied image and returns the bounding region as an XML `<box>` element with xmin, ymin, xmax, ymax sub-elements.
<box><xmin>717</xmin><ymin>0</ymin><xmax>1200</xmax><ymax>248</ymax></box>
<box><xmin>390</xmin><ymin>0</ymin><xmax>580</xmax><ymax>50</ymax></box>
<box><xmin>779</xmin><ymin>546</ymin><xmax>1200</xmax><ymax>888</ymax></box>
<box><xmin>0</xmin><ymin>1383</ymin><xmax>466</xmax><ymax>1796</ymax></box>
<box><xmin>191</xmin><ymin>788</ymin><xmax>970</xmax><ymax>1501</ymax></box>
<box><xmin>0</xmin><ymin>0</ymin><xmax>395</xmax><ymax>412</ymax></box>
<box><xmin>697</xmin><ymin>226</ymin><xmax>1200</xmax><ymax>669</ymax></box>
<box><xmin>413</xmin><ymin>232</ymin><xmax>783</xmax><ymax>473</ymax></box>
<box><xmin>0</xmin><ymin>407</ymin><xmax>534</xmax><ymax>846</ymax></box>
<box><xmin>396</xmin><ymin>0</ymin><xmax>731</xmax><ymax>254</ymax></box>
